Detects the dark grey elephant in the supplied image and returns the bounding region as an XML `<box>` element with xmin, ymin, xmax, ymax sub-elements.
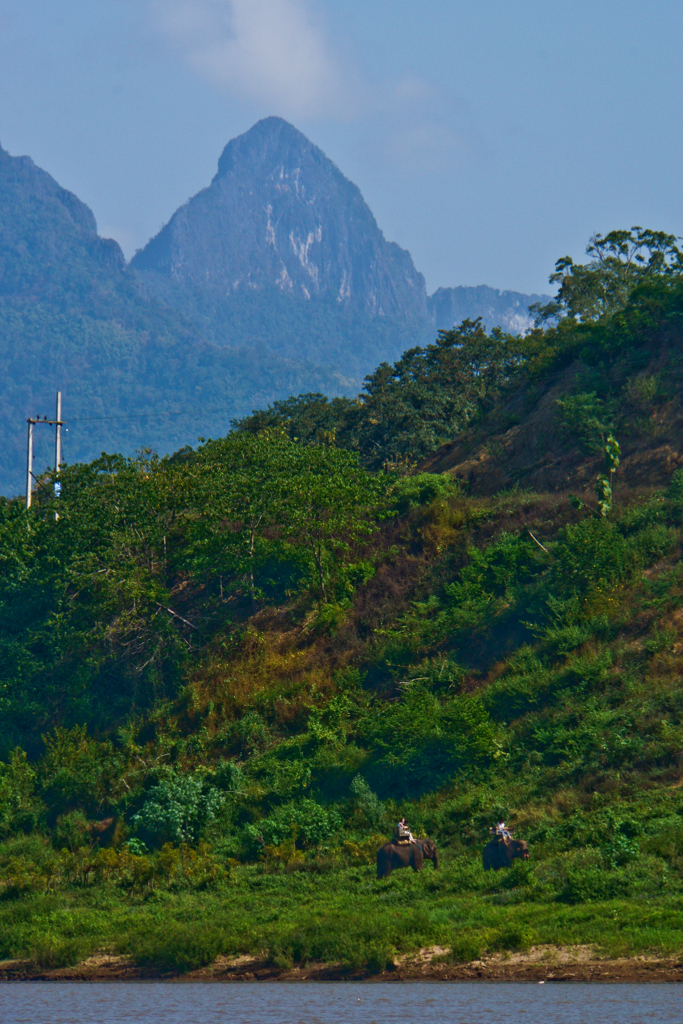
<box><xmin>377</xmin><ymin>838</ymin><xmax>439</xmax><ymax>879</ymax></box>
<box><xmin>482</xmin><ymin>838</ymin><xmax>529</xmax><ymax>871</ymax></box>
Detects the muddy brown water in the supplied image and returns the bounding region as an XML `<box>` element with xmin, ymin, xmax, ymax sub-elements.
<box><xmin>1</xmin><ymin>981</ymin><xmax>681</xmax><ymax>1024</ymax></box>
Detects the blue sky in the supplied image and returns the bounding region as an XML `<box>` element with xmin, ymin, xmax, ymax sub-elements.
<box><xmin>0</xmin><ymin>0</ymin><xmax>681</xmax><ymax>293</ymax></box>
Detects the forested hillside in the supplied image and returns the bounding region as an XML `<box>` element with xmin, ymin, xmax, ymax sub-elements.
<box><xmin>3</xmin><ymin>228</ymin><xmax>683</xmax><ymax>979</ymax></box>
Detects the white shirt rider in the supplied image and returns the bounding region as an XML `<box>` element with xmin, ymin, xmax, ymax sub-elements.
<box><xmin>495</xmin><ymin>820</ymin><xmax>513</xmax><ymax>841</ymax></box>
<box><xmin>396</xmin><ymin>817</ymin><xmax>414</xmax><ymax>842</ymax></box>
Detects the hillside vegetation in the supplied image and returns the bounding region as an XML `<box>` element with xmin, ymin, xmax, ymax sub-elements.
<box><xmin>2</xmin><ymin>228</ymin><xmax>683</xmax><ymax>976</ymax></box>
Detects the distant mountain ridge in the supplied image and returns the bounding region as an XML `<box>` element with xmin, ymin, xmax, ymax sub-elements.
<box><xmin>0</xmin><ymin>144</ymin><xmax>126</xmax><ymax>298</ymax></box>
<box><xmin>133</xmin><ymin>118</ymin><xmax>544</xmax><ymax>342</ymax></box>
<box><xmin>430</xmin><ymin>285</ymin><xmax>550</xmax><ymax>335</ymax></box>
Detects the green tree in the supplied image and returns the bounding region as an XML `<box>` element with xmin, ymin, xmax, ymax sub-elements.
<box><xmin>189</xmin><ymin>432</ymin><xmax>300</xmax><ymax>608</ymax></box>
<box><xmin>234</xmin><ymin>320</ymin><xmax>525</xmax><ymax>472</ymax></box>
<box><xmin>0</xmin><ymin>453</ymin><xmax>190</xmax><ymax>750</ymax></box>
<box><xmin>284</xmin><ymin>445</ymin><xmax>384</xmax><ymax>602</ymax></box>
<box><xmin>188</xmin><ymin>433</ymin><xmax>384</xmax><ymax>606</ymax></box>
<box><xmin>532</xmin><ymin>227</ymin><xmax>683</xmax><ymax>325</ymax></box>
<box><xmin>231</xmin><ymin>393</ymin><xmax>359</xmax><ymax>448</ymax></box>
<box><xmin>349</xmin><ymin>320</ymin><xmax>522</xmax><ymax>469</ymax></box>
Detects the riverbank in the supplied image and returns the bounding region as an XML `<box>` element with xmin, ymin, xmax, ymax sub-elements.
<box><xmin>2</xmin><ymin>945</ymin><xmax>683</xmax><ymax>983</ymax></box>
<box><xmin>2</xmin><ymin>859</ymin><xmax>683</xmax><ymax>982</ymax></box>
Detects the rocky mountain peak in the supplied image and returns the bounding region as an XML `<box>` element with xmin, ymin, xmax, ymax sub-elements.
<box><xmin>132</xmin><ymin>118</ymin><xmax>428</xmax><ymax>321</ymax></box>
<box><xmin>213</xmin><ymin>116</ymin><xmax>319</xmax><ymax>182</ymax></box>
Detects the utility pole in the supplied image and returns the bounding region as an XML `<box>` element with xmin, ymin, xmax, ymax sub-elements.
<box><xmin>54</xmin><ymin>391</ymin><xmax>62</xmax><ymax>517</ymax></box>
<box><xmin>55</xmin><ymin>391</ymin><xmax>62</xmax><ymax>484</ymax></box>
<box><xmin>26</xmin><ymin>418</ymin><xmax>34</xmax><ymax>509</ymax></box>
<box><xmin>25</xmin><ymin>391</ymin><xmax>64</xmax><ymax>511</ymax></box>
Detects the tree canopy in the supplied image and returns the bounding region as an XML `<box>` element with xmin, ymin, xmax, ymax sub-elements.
<box><xmin>531</xmin><ymin>227</ymin><xmax>683</xmax><ymax>325</ymax></box>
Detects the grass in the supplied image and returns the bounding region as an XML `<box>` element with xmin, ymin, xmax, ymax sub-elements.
<box><xmin>2</xmin><ymin>848</ymin><xmax>683</xmax><ymax>974</ymax></box>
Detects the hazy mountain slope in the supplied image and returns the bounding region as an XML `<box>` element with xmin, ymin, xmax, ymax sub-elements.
<box><xmin>133</xmin><ymin>275</ymin><xmax>431</xmax><ymax>381</ymax></box>
<box><xmin>0</xmin><ymin>143</ymin><xmax>126</xmax><ymax>303</ymax></box>
<box><xmin>132</xmin><ymin>117</ymin><xmax>544</xmax><ymax>370</ymax></box>
<box><xmin>131</xmin><ymin>116</ymin><xmax>434</xmax><ymax>375</ymax></box>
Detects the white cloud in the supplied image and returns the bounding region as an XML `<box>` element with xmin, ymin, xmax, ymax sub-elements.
<box><xmin>148</xmin><ymin>0</ymin><xmax>479</xmax><ymax>173</ymax></box>
<box><xmin>151</xmin><ymin>0</ymin><xmax>354</xmax><ymax>119</ymax></box>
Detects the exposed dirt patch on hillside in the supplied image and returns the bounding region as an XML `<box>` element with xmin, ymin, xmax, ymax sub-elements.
<box><xmin>422</xmin><ymin>360</ymin><xmax>683</xmax><ymax>497</ymax></box>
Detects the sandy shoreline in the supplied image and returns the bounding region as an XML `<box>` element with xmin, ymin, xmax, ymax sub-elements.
<box><xmin>2</xmin><ymin>945</ymin><xmax>683</xmax><ymax>983</ymax></box>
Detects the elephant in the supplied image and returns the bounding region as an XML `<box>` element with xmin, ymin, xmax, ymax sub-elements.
<box><xmin>482</xmin><ymin>837</ymin><xmax>529</xmax><ymax>871</ymax></box>
<box><xmin>377</xmin><ymin>838</ymin><xmax>439</xmax><ymax>879</ymax></box>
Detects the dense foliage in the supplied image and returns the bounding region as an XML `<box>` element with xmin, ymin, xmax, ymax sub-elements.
<box><xmin>0</xmin><ymin>434</ymin><xmax>384</xmax><ymax>748</ymax></box>
<box><xmin>530</xmin><ymin>227</ymin><xmax>683</xmax><ymax>325</ymax></box>
<box><xmin>235</xmin><ymin>319</ymin><xmax>524</xmax><ymax>469</ymax></box>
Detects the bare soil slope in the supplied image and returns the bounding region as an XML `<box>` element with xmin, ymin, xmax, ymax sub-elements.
<box><xmin>423</xmin><ymin>356</ymin><xmax>683</xmax><ymax>498</ymax></box>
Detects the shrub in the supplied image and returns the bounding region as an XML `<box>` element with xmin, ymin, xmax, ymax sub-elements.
<box><xmin>448</xmin><ymin>936</ymin><xmax>484</xmax><ymax>962</ymax></box>
<box><xmin>552</xmin><ymin>518</ymin><xmax>634</xmax><ymax>598</ymax></box>
<box><xmin>556</xmin><ymin>391</ymin><xmax>614</xmax><ymax>453</ymax></box>
<box><xmin>0</xmin><ymin>834</ymin><xmax>60</xmax><ymax>894</ymax></box>
<box><xmin>488</xmin><ymin>925</ymin><xmax>537</xmax><ymax>951</ymax></box>
<box><xmin>667</xmin><ymin>469</ymin><xmax>683</xmax><ymax>522</ymax></box>
<box><xmin>629</xmin><ymin>524</ymin><xmax>676</xmax><ymax>566</ymax></box>
<box><xmin>390</xmin><ymin>473</ymin><xmax>461</xmax><ymax>514</ymax></box>
<box><xmin>453</xmin><ymin>532</ymin><xmax>543</xmax><ymax>601</ymax></box>
<box><xmin>243</xmin><ymin>799</ymin><xmax>343</xmax><ymax>858</ymax></box>
<box><xmin>212</xmin><ymin>760</ymin><xmax>245</xmax><ymax>793</ymax></box>
<box><xmin>155</xmin><ymin>841</ymin><xmax>227</xmax><ymax>889</ymax></box>
<box><xmin>361</xmin><ymin>688</ymin><xmax>499</xmax><ymax>795</ymax></box>
<box><xmin>267</xmin><ymin>913</ymin><xmax>396</xmax><ymax>971</ymax></box>
<box><xmin>39</xmin><ymin>726</ymin><xmax>127</xmax><ymax>820</ymax></box>
<box><xmin>350</xmin><ymin>774</ymin><xmax>384</xmax><ymax>828</ymax></box>
<box><xmin>311</xmin><ymin>600</ymin><xmax>352</xmax><ymax>637</ymax></box>
<box><xmin>558</xmin><ymin>868</ymin><xmax>631</xmax><ymax>904</ymax></box>
<box><xmin>53</xmin><ymin>810</ymin><xmax>91</xmax><ymax>851</ymax></box>
<box><xmin>132</xmin><ymin>773</ymin><xmax>227</xmax><ymax>847</ymax></box>
<box><xmin>31</xmin><ymin>935</ymin><xmax>93</xmax><ymax>969</ymax></box>
<box><xmin>342</xmin><ymin>834</ymin><xmax>388</xmax><ymax>865</ymax></box>
<box><xmin>0</xmin><ymin>749</ymin><xmax>41</xmax><ymax>837</ymax></box>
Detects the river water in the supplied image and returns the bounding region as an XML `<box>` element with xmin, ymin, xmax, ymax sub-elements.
<box><xmin>0</xmin><ymin>982</ymin><xmax>679</xmax><ymax>1024</ymax></box>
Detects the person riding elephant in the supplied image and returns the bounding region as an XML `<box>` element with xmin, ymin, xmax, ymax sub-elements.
<box><xmin>377</xmin><ymin>837</ymin><xmax>438</xmax><ymax>878</ymax></box>
<box><xmin>482</xmin><ymin>836</ymin><xmax>529</xmax><ymax>871</ymax></box>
